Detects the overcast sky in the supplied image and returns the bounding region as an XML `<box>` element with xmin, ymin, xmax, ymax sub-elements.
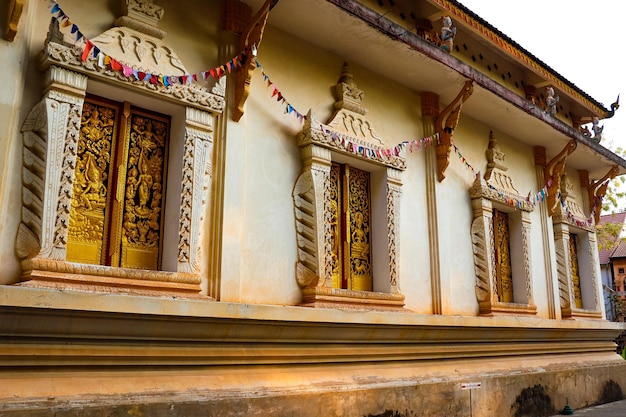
<box><xmin>457</xmin><ymin>0</ymin><xmax>626</xmax><ymax>151</ymax></box>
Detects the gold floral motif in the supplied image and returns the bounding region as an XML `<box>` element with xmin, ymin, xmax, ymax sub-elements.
<box><xmin>569</xmin><ymin>234</ymin><xmax>583</xmax><ymax>308</ymax></box>
<box><xmin>347</xmin><ymin>166</ymin><xmax>372</xmax><ymax>291</ymax></box>
<box><xmin>121</xmin><ymin>113</ymin><xmax>168</xmax><ymax>268</ymax></box>
<box><xmin>493</xmin><ymin>209</ymin><xmax>513</xmax><ymax>303</ymax></box>
<box><xmin>67</xmin><ymin>100</ymin><xmax>116</xmax><ymax>264</ymax></box>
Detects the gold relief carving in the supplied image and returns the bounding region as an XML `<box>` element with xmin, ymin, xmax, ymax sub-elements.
<box><xmin>67</xmin><ymin>101</ymin><xmax>117</xmax><ymax>265</ymax></box>
<box><xmin>544</xmin><ymin>140</ymin><xmax>576</xmax><ymax>216</ymax></box>
<box><xmin>493</xmin><ymin>209</ymin><xmax>513</xmax><ymax>303</ymax></box>
<box><xmin>569</xmin><ymin>234</ymin><xmax>583</xmax><ymax>309</ymax></box>
<box><xmin>347</xmin><ymin>166</ymin><xmax>372</xmax><ymax>291</ymax></box>
<box><xmin>435</xmin><ymin>81</ymin><xmax>473</xmax><ymax>182</ymax></box>
<box><xmin>121</xmin><ymin>112</ymin><xmax>168</xmax><ymax>269</ymax></box>
<box><xmin>329</xmin><ymin>163</ymin><xmax>343</xmax><ymax>289</ymax></box>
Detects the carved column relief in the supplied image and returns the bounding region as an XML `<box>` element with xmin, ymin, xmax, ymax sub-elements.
<box><xmin>470</xmin><ymin>196</ymin><xmax>495</xmax><ymax>314</ymax></box>
<box><xmin>386</xmin><ymin>167</ymin><xmax>402</xmax><ymax>293</ymax></box>
<box><xmin>553</xmin><ymin>222</ymin><xmax>573</xmax><ymax>317</ymax></box>
<box><xmin>177</xmin><ymin>108</ymin><xmax>214</xmax><ymax>275</ymax></box>
<box><xmin>293</xmin><ymin>145</ymin><xmax>332</xmax><ymax>289</ymax></box>
<box><xmin>17</xmin><ymin>66</ymin><xmax>87</xmax><ymax>262</ymax></box>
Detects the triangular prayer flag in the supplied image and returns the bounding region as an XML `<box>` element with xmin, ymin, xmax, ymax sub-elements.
<box><xmin>51</xmin><ymin>4</ymin><xmax>60</xmax><ymax>14</ymax></box>
<box><xmin>81</xmin><ymin>40</ymin><xmax>94</xmax><ymax>62</ymax></box>
<box><xmin>110</xmin><ymin>59</ymin><xmax>122</xmax><ymax>72</ymax></box>
<box><xmin>92</xmin><ymin>46</ymin><xmax>100</xmax><ymax>58</ymax></box>
<box><xmin>70</xmin><ymin>24</ymin><xmax>78</xmax><ymax>34</ymax></box>
<box><xmin>138</xmin><ymin>71</ymin><xmax>146</xmax><ymax>80</ymax></box>
<box><xmin>209</xmin><ymin>69</ymin><xmax>217</xmax><ymax>79</ymax></box>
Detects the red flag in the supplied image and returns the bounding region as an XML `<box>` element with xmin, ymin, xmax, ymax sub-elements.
<box><xmin>81</xmin><ymin>40</ymin><xmax>94</xmax><ymax>62</ymax></box>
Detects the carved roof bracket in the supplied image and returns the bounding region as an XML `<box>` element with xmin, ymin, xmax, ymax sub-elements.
<box><xmin>588</xmin><ymin>165</ymin><xmax>619</xmax><ymax>225</ymax></box>
<box><xmin>233</xmin><ymin>0</ymin><xmax>277</xmax><ymax>121</ymax></box>
<box><xmin>5</xmin><ymin>0</ymin><xmax>24</xmax><ymax>42</ymax></box>
<box><xmin>434</xmin><ymin>80</ymin><xmax>473</xmax><ymax>182</ymax></box>
<box><xmin>544</xmin><ymin>140</ymin><xmax>577</xmax><ymax>216</ymax></box>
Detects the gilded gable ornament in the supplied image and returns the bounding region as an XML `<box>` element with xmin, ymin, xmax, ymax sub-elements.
<box><xmin>327</xmin><ymin>62</ymin><xmax>383</xmax><ymax>145</ymax></box>
<box><xmin>483</xmin><ymin>131</ymin><xmax>519</xmax><ymax>195</ymax></box>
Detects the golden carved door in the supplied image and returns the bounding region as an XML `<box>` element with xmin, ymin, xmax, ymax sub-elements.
<box><xmin>66</xmin><ymin>96</ymin><xmax>169</xmax><ymax>270</ymax></box>
<box><xmin>569</xmin><ymin>234</ymin><xmax>583</xmax><ymax>308</ymax></box>
<box><xmin>329</xmin><ymin>163</ymin><xmax>372</xmax><ymax>291</ymax></box>
<box><xmin>493</xmin><ymin>209</ymin><xmax>513</xmax><ymax>302</ymax></box>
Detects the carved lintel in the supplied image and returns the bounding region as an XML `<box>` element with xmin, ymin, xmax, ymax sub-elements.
<box><xmin>589</xmin><ymin>165</ymin><xmax>619</xmax><ymax>225</ymax></box>
<box><xmin>5</xmin><ymin>0</ymin><xmax>24</xmax><ymax>42</ymax></box>
<box><xmin>233</xmin><ymin>0</ymin><xmax>275</xmax><ymax>122</ymax></box>
<box><xmin>434</xmin><ymin>81</ymin><xmax>473</xmax><ymax>182</ymax></box>
<box><xmin>544</xmin><ymin>140</ymin><xmax>576</xmax><ymax>216</ymax></box>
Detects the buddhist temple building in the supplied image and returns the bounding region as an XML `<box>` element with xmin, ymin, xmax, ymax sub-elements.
<box><xmin>2</xmin><ymin>0</ymin><xmax>626</xmax><ymax>415</ymax></box>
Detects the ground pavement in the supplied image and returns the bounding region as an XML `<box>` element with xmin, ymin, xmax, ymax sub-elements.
<box><xmin>549</xmin><ymin>399</ymin><xmax>626</xmax><ymax>416</ymax></box>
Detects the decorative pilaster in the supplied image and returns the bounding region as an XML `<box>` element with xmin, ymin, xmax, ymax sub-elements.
<box><xmin>17</xmin><ymin>66</ymin><xmax>87</xmax><ymax>262</ymax></box>
<box><xmin>470</xmin><ymin>196</ymin><xmax>495</xmax><ymax>314</ymax></box>
<box><xmin>553</xmin><ymin>222</ymin><xmax>573</xmax><ymax>318</ymax></box>
<box><xmin>177</xmin><ymin>108</ymin><xmax>215</xmax><ymax>275</ymax></box>
<box><xmin>386</xmin><ymin>167</ymin><xmax>402</xmax><ymax>293</ymax></box>
<box><xmin>422</xmin><ymin>91</ymin><xmax>442</xmax><ymax>314</ymax></box>
<box><xmin>534</xmin><ymin>146</ymin><xmax>557</xmax><ymax>319</ymax></box>
<box><xmin>293</xmin><ymin>144</ymin><xmax>332</xmax><ymax>289</ymax></box>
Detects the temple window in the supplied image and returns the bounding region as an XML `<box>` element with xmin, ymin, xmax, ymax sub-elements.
<box><xmin>15</xmin><ymin>1</ymin><xmax>224</xmax><ymax>297</ymax></box>
<box><xmin>552</xmin><ymin>173</ymin><xmax>602</xmax><ymax>318</ymax></box>
<box><xmin>470</xmin><ymin>132</ymin><xmax>536</xmax><ymax>316</ymax></box>
<box><xmin>293</xmin><ymin>63</ymin><xmax>405</xmax><ymax>311</ymax></box>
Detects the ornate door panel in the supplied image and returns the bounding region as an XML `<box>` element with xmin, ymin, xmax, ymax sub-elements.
<box><xmin>330</xmin><ymin>163</ymin><xmax>372</xmax><ymax>291</ymax></box>
<box><xmin>569</xmin><ymin>234</ymin><xmax>583</xmax><ymax>308</ymax></box>
<box><xmin>493</xmin><ymin>209</ymin><xmax>513</xmax><ymax>303</ymax></box>
<box><xmin>66</xmin><ymin>99</ymin><xmax>119</xmax><ymax>266</ymax></box>
<box><xmin>67</xmin><ymin>96</ymin><xmax>169</xmax><ymax>270</ymax></box>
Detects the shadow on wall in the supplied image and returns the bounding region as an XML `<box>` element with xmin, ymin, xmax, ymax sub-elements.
<box><xmin>511</xmin><ymin>380</ymin><xmax>623</xmax><ymax>417</ymax></box>
<box><xmin>511</xmin><ymin>384</ymin><xmax>555</xmax><ymax>417</ymax></box>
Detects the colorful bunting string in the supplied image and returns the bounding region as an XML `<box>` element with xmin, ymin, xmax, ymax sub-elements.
<box><xmin>45</xmin><ymin>1</ymin><xmax>606</xmax><ymax>225</ymax></box>
<box><xmin>255</xmin><ymin>59</ymin><xmax>307</xmax><ymax>123</ymax></box>
<box><xmin>319</xmin><ymin>126</ymin><xmax>438</xmax><ymax>161</ymax></box>
<box><xmin>452</xmin><ymin>140</ymin><xmax>552</xmax><ymax>210</ymax></box>
<box><xmin>49</xmin><ymin>0</ymin><xmax>249</xmax><ymax>88</ymax></box>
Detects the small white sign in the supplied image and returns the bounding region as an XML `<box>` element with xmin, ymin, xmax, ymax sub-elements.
<box><xmin>461</xmin><ymin>382</ymin><xmax>482</xmax><ymax>390</ymax></box>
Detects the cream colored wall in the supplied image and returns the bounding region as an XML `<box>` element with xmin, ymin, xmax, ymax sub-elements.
<box><xmin>0</xmin><ymin>0</ymin><xmax>601</xmax><ymax>319</ymax></box>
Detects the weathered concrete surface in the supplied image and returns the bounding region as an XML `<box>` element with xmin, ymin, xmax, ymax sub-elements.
<box><xmin>1</xmin><ymin>360</ymin><xmax>625</xmax><ymax>417</ymax></box>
